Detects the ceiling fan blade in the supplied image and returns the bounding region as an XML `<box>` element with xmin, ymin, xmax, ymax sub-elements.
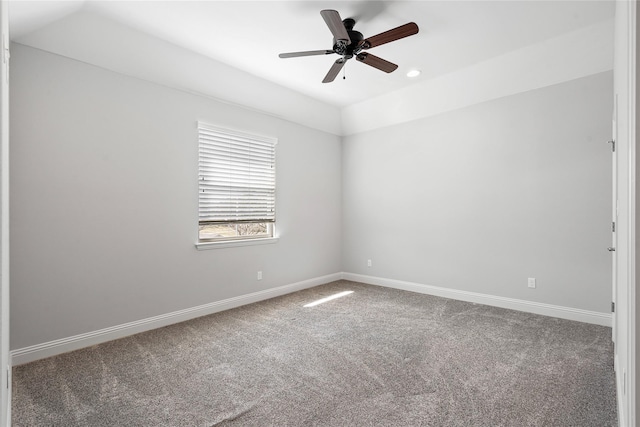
<box><xmin>322</xmin><ymin>58</ymin><xmax>346</xmax><ymax>83</ymax></box>
<box><xmin>356</xmin><ymin>53</ymin><xmax>398</xmax><ymax>73</ymax></box>
<box><xmin>320</xmin><ymin>9</ymin><xmax>351</xmax><ymax>44</ymax></box>
<box><xmin>279</xmin><ymin>50</ymin><xmax>334</xmax><ymax>58</ymax></box>
<box><xmin>363</xmin><ymin>22</ymin><xmax>419</xmax><ymax>49</ymax></box>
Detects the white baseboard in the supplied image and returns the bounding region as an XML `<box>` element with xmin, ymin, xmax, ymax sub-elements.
<box><xmin>342</xmin><ymin>273</ymin><xmax>612</xmax><ymax>327</ymax></box>
<box><xmin>11</xmin><ymin>272</ymin><xmax>342</xmax><ymax>366</ymax></box>
<box><xmin>11</xmin><ymin>271</ymin><xmax>612</xmax><ymax>366</ymax></box>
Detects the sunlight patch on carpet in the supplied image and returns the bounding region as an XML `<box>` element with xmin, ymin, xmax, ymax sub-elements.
<box><xmin>303</xmin><ymin>290</ymin><xmax>354</xmax><ymax>307</ymax></box>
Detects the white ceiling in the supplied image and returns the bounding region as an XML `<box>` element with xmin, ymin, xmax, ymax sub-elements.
<box><xmin>9</xmin><ymin>1</ymin><xmax>615</xmax><ymax>108</ymax></box>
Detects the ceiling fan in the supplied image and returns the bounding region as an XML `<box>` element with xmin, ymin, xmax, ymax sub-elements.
<box><xmin>279</xmin><ymin>9</ymin><xmax>419</xmax><ymax>83</ymax></box>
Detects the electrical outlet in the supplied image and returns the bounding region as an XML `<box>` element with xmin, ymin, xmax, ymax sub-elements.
<box><xmin>528</xmin><ymin>277</ymin><xmax>536</xmax><ymax>288</ymax></box>
<box><xmin>257</xmin><ymin>271</ymin><xmax>262</xmax><ymax>280</ymax></box>
<box><xmin>367</xmin><ymin>259</ymin><xmax>372</xmax><ymax>267</ymax></box>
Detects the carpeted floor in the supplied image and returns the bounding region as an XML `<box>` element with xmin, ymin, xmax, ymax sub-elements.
<box><xmin>12</xmin><ymin>280</ymin><xmax>617</xmax><ymax>426</ymax></box>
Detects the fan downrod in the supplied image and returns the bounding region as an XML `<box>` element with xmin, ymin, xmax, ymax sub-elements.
<box><xmin>343</xmin><ymin>18</ymin><xmax>356</xmax><ymax>31</ymax></box>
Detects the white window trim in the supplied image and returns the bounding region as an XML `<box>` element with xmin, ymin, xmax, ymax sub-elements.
<box><xmin>196</xmin><ymin>236</ymin><xmax>279</xmax><ymax>250</ymax></box>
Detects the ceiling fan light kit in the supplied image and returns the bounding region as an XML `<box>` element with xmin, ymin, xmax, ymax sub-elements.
<box><xmin>278</xmin><ymin>9</ymin><xmax>419</xmax><ymax>83</ymax></box>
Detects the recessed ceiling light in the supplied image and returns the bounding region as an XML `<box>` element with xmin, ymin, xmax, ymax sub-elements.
<box><xmin>406</xmin><ymin>69</ymin><xmax>421</xmax><ymax>78</ymax></box>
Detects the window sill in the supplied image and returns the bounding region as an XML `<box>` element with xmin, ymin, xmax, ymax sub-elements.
<box><xmin>195</xmin><ymin>237</ymin><xmax>279</xmax><ymax>250</ymax></box>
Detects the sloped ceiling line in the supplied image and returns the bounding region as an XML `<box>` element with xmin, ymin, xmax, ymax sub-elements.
<box><xmin>11</xmin><ymin>6</ymin><xmax>613</xmax><ymax>137</ymax></box>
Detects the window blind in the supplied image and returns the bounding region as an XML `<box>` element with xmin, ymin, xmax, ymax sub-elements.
<box><xmin>198</xmin><ymin>123</ymin><xmax>276</xmax><ymax>224</ymax></box>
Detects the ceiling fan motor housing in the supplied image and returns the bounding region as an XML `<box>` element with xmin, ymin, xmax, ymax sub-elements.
<box><xmin>333</xmin><ymin>18</ymin><xmax>364</xmax><ymax>58</ymax></box>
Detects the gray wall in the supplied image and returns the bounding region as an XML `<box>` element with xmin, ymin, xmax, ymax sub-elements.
<box><xmin>342</xmin><ymin>71</ymin><xmax>613</xmax><ymax>313</ymax></box>
<box><xmin>10</xmin><ymin>44</ymin><xmax>342</xmax><ymax>349</ymax></box>
<box><xmin>10</xmin><ymin>41</ymin><xmax>614</xmax><ymax>352</ymax></box>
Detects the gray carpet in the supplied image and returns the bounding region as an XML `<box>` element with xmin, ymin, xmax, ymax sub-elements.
<box><xmin>12</xmin><ymin>280</ymin><xmax>617</xmax><ymax>426</ymax></box>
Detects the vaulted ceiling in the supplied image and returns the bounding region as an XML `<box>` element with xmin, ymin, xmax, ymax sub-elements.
<box><xmin>10</xmin><ymin>1</ymin><xmax>615</xmax><ymax>110</ymax></box>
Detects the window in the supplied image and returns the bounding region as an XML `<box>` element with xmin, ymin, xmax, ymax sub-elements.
<box><xmin>197</xmin><ymin>122</ymin><xmax>277</xmax><ymax>245</ymax></box>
